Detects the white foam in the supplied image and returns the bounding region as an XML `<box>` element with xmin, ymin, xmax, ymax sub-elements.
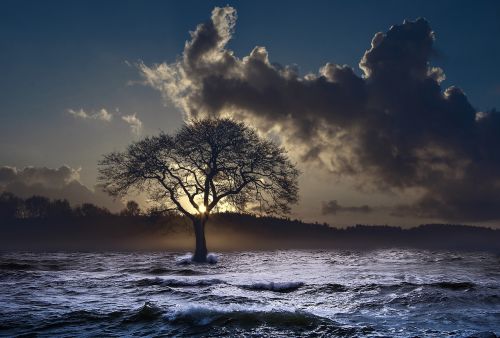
<box><xmin>166</xmin><ymin>303</ymin><xmax>319</xmax><ymax>326</ymax></box>
<box><xmin>175</xmin><ymin>253</ymin><xmax>193</xmax><ymax>265</ymax></box>
<box><xmin>206</xmin><ymin>253</ymin><xmax>218</xmax><ymax>264</ymax></box>
<box><xmin>175</xmin><ymin>253</ymin><xmax>218</xmax><ymax>265</ymax></box>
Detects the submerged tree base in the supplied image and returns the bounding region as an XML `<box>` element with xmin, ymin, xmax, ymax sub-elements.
<box><xmin>190</xmin><ymin>253</ymin><xmax>218</xmax><ymax>264</ymax></box>
<box><xmin>192</xmin><ymin>254</ymin><xmax>208</xmax><ymax>263</ymax></box>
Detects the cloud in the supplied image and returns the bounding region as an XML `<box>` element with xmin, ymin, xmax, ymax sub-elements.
<box><xmin>0</xmin><ymin>165</ymin><xmax>80</xmax><ymax>188</ymax></box>
<box><xmin>0</xmin><ymin>165</ymin><xmax>123</xmax><ymax>212</ymax></box>
<box><xmin>68</xmin><ymin>108</ymin><xmax>113</xmax><ymax>122</ymax></box>
<box><xmin>138</xmin><ymin>7</ymin><xmax>500</xmax><ymax>222</ymax></box>
<box><xmin>67</xmin><ymin>108</ymin><xmax>143</xmax><ymax>136</ymax></box>
<box><xmin>122</xmin><ymin>113</ymin><xmax>143</xmax><ymax>136</ymax></box>
<box><xmin>322</xmin><ymin>200</ymin><xmax>372</xmax><ymax>215</ymax></box>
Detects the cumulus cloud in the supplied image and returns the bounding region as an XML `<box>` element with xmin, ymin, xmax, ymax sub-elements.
<box><xmin>138</xmin><ymin>7</ymin><xmax>500</xmax><ymax>222</ymax></box>
<box><xmin>122</xmin><ymin>113</ymin><xmax>143</xmax><ymax>136</ymax></box>
<box><xmin>322</xmin><ymin>200</ymin><xmax>372</xmax><ymax>215</ymax></box>
<box><xmin>68</xmin><ymin>108</ymin><xmax>113</xmax><ymax>122</ymax></box>
<box><xmin>0</xmin><ymin>165</ymin><xmax>123</xmax><ymax>212</ymax></box>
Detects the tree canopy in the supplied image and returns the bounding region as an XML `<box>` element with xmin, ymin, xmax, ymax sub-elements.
<box><xmin>98</xmin><ymin>118</ymin><xmax>299</xmax><ymax>220</ymax></box>
<box><xmin>98</xmin><ymin>118</ymin><xmax>299</xmax><ymax>261</ymax></box>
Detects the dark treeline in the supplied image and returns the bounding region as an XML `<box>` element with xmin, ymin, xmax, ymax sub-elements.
<box><xmin>0</xmin><ymin>192</ymin><xmax>145</xmax><ymax>220</ymax></box>
<box><xmin>206</xmin><ymin>213</ymin><xmax>500</xmax><ymax>252</ymax></box>
<box><xmin>1</xmin><ymin>192</ymin><xmax>499</xmax><ymax>252</ymax></box>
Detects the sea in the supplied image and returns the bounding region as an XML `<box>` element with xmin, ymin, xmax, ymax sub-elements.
<box><xmin>0</xmin><ymin>249</ymin><xmax>499</xmax><ymax>337</ymax></box>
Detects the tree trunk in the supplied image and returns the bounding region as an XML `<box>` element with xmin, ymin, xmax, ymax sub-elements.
<box><xmin>192</xmin><ymin>218</ymin><xmax>208</xmax><ymax>262</ymax></box>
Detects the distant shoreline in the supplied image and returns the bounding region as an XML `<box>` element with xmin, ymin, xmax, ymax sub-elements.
<box><xmin>1</xmin><ymin>213</ymin><xmax>499</xmax><ymax>253</ymax></box>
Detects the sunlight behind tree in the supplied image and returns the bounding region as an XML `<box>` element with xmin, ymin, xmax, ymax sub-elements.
<box><xmin>98</xmin><ymin>118</ymin><xmax>299</xmax><ymax>262</ymax></box>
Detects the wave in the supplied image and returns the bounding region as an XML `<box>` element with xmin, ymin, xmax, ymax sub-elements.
<box><xmin>353</xmin><ymin>281</ymin><xmax>476</xmax><ymax>292</ymax></box>
<box><xmin>124</xmin><ymin>302</ymin><xmax>164</xmax><ymax>322</ymax></box>
<box><xmin>175</xmin><ymin>254</ymin><xmax>193</xmax><ymax>265</ymax></box>
<box><xmin>26</xmin><ymin>302</ymin><xmax>164</xmax><ymax>333</ymax></box>
<box><xmin>0</xmin><ymin>261</ymin><xmax>66</xmax><ymax>271</ymax></box>
<box><xmin>165</xmin><ymin>305</ymin><xmax>371</xmax><ymax>336</ymax></box>
<box><xmin>240</xmin><ymin>281</ymin><xmax>304</xmax><ymax>292</ymax></box>
<box><xmin>424</xmin><ymin>256</ymin><xmax>464</xmax><ymax>263</ymax></box>
<box><xmin>430</xmin><ymin>281</ymin><xmax>475</xmax><ymax>290</ymax></box>
<box><xmin>135</xmin><ymin>277</ymin><xmax>225</xmax><ymax>287</ymax></box>
<box><xmin>134</xmin><ymin>278</ymin><xmax>475</xmax><ymax>293</ymax></box>
<box><xmin>0</xmin><ymin>262</ymin><xmax>33</xmax><ymax>270</ymax></box>
<box><xmin>119</xmin><ymin>266</ymin><xmax>206</xmax><ymax>276</ymax></box>
<box><xmin>309</xmin><ymin>283</ymin><xmax>349</xmax><ymax>293</ymax></box>
<box><xmin>146</xmin><ymin>267</ymin><xmax>177</xmax><ymax>275</ymax></box>
<box><xmin>168</xmin><ymin>305</ymin><xmax>328</xmax><ymax>327</ymax></box>
<box><xmin>147</xmin><ymin>267</ymin><xmax>206</xmax><ymax>276</ymax></box>
<box><xmin>30</xmin><ymin>309</ymin><xmax>126</xmax><ymax>332</ymax></box>
<box><xmin>175</xmin><ymin>253</ymin><xmax>218</xmax><ymax>265</ymax></box>
<box><xmin>194</xmin><ymin>293</ymin><xmax>260</xmax><ymax>305</ymax></box>
<box><xmin>29</xmin><ymin>305</ymin><xmax>354</xmax><ymax>335</ymax></box>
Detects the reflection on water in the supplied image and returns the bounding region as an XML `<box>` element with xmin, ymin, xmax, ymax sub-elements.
<box><xmin>0</xmin><ymin>250</ymin><xmax>499</xmax><ymax>337</ymax></box>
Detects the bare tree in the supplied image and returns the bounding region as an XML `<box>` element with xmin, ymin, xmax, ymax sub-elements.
<box><xmin>98</xmin><ymin>118</ymin><xmax>299</xmax><ymax>262</ymax></box>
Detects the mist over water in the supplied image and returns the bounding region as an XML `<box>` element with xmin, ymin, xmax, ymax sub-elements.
<box><xmin>0</xmin><ymin>250</ymin><xmax>499</xmax><ymax>337</ymax></box>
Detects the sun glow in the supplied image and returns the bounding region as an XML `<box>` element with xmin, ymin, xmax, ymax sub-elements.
<box><xmin>198</xmin><ymin>204</ymin><xmax>207</xmax><ymax>213</ymax></box>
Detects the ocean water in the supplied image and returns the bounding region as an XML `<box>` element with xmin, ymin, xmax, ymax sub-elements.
<box><xmin>0</xmin><ymin>250</ymin><xmax>499</xmax><ymax>337</ymax></box>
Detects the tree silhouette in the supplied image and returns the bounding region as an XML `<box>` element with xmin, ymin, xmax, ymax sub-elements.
<box><xmin>121</xmin><ymin>200</ymin><xmax>141</xmax><ymax>216</ymax></box>
<box><xmin>47</xmin><ymin>199</ymin><xmax>73</xmax><ymax>219</ymax></box>
<box><xmin>98</xmin><ymin>118</ymin><xmax>299</xmax><ymax>262</ymax></box>
<box><xmin>0</xmin><ymin>192</ymin><xmax>22</xmax><ymax>220</ymax></box>
<box><xmin>74</xmin><ymin>203</ymin><xmax>111</xmax><ymax>217</ymax></box>
<box><xmin>24</xmin><ymin>195</ymin><xmax>51</xmax><ymax>218</ymax></box>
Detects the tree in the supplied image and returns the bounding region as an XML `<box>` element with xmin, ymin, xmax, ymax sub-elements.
<box><xmin>121</xmin><ymin>200</ymin><xmax>141</xmax><ymax>216</ymax></box>
<box><xmin>98</xmin><ymin>118</ymin><xmax>300</xmax><ymax>262</ymax></box>
<box><xmin>0</xmin><ymin>192</ymin><xmax>22</xmax><ymax>220</ymax></box>
<box><xmin>74</xmin><ymin>203</ymin><xmax>111</xmax><ymax>217</ymax></box>
<box><xmin>24</xmin><ymin>195</ymin><xmax>51</xmax><ymax>219</ymax></box>
<box><xmin>47</xmin><ymin>199</ymin><xmax>73</xmax><ymax>219</ymax></box>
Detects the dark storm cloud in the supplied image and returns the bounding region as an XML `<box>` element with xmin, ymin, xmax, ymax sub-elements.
<box><xmin>0</xmin><ymin>165</ymin><xmax>123</xmax><ymax>211</ymax></box>
<box><xmin>0</xmin><ymin>165</ymin><xmax>79</xmax><ymax>188</ymax></box>
<box><xmin>322</xmin><ymin>200</ymin><xmax>372</xmax><ymax>215</ymax></box>
<box><xmin>139</xmin><ymin>7</ymin><xmax>500</xmax><ymax>222</ymax></box>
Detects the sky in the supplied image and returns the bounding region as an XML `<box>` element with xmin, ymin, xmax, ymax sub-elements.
<box><xmin>1</xmin><ymin>0</ymin><xmax>499</xmax><ymax>227</ymax></box>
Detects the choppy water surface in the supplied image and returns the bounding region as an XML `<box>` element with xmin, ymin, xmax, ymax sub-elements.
<box><xmin>0</xmin><ymin>250</ymin><xmax>499</xmax><ymax>337</ymax></box>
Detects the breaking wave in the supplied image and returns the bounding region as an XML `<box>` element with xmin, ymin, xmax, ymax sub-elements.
<box><xmin>1</xmin><ymin>250</ymin><xmax>498</xmax><ymax>337</ymax></box>
<box><xmin>240</xmin><ymin>281</ymin><xmax>304</xmax><ymax>292</ymax></box>
<box><xmin>169</xmin><ymin>305</ymin><xmax>328</xmax><ymax>327</ymax></box>
<box><xmin>147</xmin><ymin>267</ymin><xmax>206</xmax><ymax>276</ymax></box>
<box><xmin>135</xmin><ymin>277</ymin><xmax>225</xmax><ymax>287</ymax></box>
<box><xmin>124</xmin><ymin>302</ymin><xmax>164</xmax><ymax>322</ymax></box>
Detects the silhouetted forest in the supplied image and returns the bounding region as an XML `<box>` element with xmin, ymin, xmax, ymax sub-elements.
<box><xmin>1</xmin><ymin>192</ymin><xmax>499</xmax><ymax>252</ymax></box>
